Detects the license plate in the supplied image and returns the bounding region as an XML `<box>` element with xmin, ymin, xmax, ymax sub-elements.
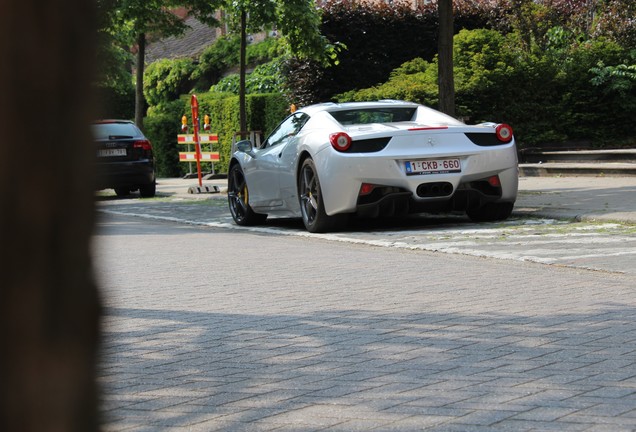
<box><xmin>98</xmin><ymin>148</ymin><xmax>126</xmax><ymax>157</ymax></box>
<box><xmin>405</xmin><ymin>158</ymin><xmax>461</xmax><ymax>175</ymax></box>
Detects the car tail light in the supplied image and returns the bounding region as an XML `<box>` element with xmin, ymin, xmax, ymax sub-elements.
<box><xmin>488</xmin><ymin>175</ymin><xmax>501</xmax><ymax>187</ymax></box>
<box><xmin>495</xmin><ymin>124</ymin><xmax>513</xmax><ymax>143</ymax></box>
<box><xmin>408</xmin><ymin>126</ymin><xmax>448</xmax><ymax>131</ymax></box>
<box><xmin>133</xmin><ymin>139</ymin><xmax>153</xmax><ymax>151</ymax></box>
<box><xmin>330</xmin><ymin>132</ymin><xmax>351</xmax><ymax>152</ymax></box>
<box><xmin>359</xmin><ymin>183</ymin><xmax>375</xmax><ymax>196</ymax></box>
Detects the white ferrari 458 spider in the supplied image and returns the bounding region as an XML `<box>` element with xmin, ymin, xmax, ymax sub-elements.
<box><xmin>228</xmin><ymin>100</ymin><xmax>518</xmax><ymax>233</ymax></box>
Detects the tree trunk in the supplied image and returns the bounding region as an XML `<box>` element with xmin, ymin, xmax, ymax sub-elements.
<box><xmin>0</xmin><ymin>1</ymin><xmax>101</xmax><ymax>431</ymax></box>
<box><xmin>135</xmin><ymin>32</ymin><xmax>146</xmax><ymax>130</ymax></box>
<box><xmin>239</xmin><ymin>9</ymin><xmax>247</xmax><ymax>139</ymax></box>
<box><xmin>438</xmin><ymin>0</ymin><xmax>456</xmax><ymax>117</ymax></box>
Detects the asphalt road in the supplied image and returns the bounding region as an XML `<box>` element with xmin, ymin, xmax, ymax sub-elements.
<box><xmin>95</xmin><ymin>212</ymin><xmax>636</xmax><ymax>431</ymax></box>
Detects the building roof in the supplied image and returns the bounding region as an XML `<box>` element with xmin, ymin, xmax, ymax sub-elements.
<box><xmin>146</xmin><ymin>16</ymin><xmax>219</xmax><ymax>64</ymax></box>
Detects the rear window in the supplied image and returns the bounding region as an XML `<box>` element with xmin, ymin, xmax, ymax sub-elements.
<box><xmin>329</xmin><ymin>108</ymin><xmax>417</xmax><ymax>125</ymax></box>
<box><xmin>92</xmin><ymin>122</ymin><xmax>141</xmax><ymax>140</ymax></box>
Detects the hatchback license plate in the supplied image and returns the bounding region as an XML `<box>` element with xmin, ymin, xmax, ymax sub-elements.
<box><xmin>98</xmin><ymin>148</ymin><xmax>126</xmax><ymax>157</ymax></box>
<box><xmin>405</xmin><ymin>158</ymin><xmax>461</xmax><ymax>175</ymax></box>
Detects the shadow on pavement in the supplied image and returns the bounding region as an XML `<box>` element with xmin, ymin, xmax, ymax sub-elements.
<box><xmin>100</xmin><ymin>305</ymin><xmax>636</xmax><ymax>430</ymax></box>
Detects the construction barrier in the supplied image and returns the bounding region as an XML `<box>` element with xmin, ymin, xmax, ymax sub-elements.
<box><xmin>178</xmin><ymin>95</ymin><xmax>221</xmax><ymax>181</ymax></box>
<box><xmin>177</xmin><ymin>133</ymin><xmax>220</xmax><ymax>164</ymax></box>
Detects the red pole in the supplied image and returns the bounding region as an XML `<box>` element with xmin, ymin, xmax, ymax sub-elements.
<box><xmin>190</xmin><ymin>94</ymin><xmax>202</xmax><ymax>187</ymax></box>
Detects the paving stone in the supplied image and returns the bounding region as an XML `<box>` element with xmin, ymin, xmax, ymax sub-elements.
<box><xmin>95</xmin><ymin>213</ymin><xmax>636</xmax><ymax>431</ymax></box>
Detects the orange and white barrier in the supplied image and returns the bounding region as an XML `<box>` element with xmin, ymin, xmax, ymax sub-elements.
<box><xmin>178</xmin><ymin>152</ymin><xmax>220</xmax><ymax>162</ymax></box>
<box><xmin>177</xmin><ymin>134</ymin><xmax>219</xmax><ymax>144</ymax></box>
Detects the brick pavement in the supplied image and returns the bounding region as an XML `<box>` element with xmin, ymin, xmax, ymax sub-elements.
<box><xmin>95</xmin><ymin>213</ymin><xmax>636</xmax><ymax>431</ymax></box>
<box><xmin>146</xmin><ymin>176</ymin><xmax>636</xmax><ymax>224</ymax></box>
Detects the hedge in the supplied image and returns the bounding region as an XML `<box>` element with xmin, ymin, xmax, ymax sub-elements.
<box><xmin>94</xmin><ymin>85</ymin><xmax>135</xmax><ymax>120</ymax></box>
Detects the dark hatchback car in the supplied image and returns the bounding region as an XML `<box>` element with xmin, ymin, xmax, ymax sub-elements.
<box><xmin>92</xmin><ymin>120</ymin><xmax>156</xmax><ymax>197</ymax></box>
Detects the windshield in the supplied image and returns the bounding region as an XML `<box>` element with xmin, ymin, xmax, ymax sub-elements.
<box><xmin>329</xmin><ymin>108</ymin><xmax>417</xmax><ymax>125</ymax></box>
<box><xmin>262</xmin><ymin>113</ymin><xmax>310</xmax><ymax>148</ymax></box>
<box><xmin>92</xmin><ymin>122</ymin><xmax>141</xmax><ymax>140</ymax></box>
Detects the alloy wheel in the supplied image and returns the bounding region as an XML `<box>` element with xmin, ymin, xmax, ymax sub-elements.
<box><xmin>299</xmin><ymin>162</ymin><xmax>319</xmax><ymax>225</ymax></box>
<box><xmin>228</xmin><ymin>165</ymin><xmax>249</xmax><ymax>223</ymax></box>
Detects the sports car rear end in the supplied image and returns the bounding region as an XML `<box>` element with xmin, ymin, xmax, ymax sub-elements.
<box><xmin>311</xmin><ymin>103</ymin><xmax>518</xmax><ymax>221</ymax></box>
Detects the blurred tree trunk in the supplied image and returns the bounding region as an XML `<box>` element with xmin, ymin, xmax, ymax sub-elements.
<box><xmin>0</xmin><ymin>1</ymin><xmax>102</xmax><ymax>431</ymax></box>
<box><xmin>438</xmin><ymin>0</ymin><xmax>456</xmax><ymax>117</ymax></box>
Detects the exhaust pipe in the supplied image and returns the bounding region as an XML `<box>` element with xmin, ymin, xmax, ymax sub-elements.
<box><xmin>416</xmin><ymin>182</ymin><xmax>453</xmax><ymax>197</ymax></box>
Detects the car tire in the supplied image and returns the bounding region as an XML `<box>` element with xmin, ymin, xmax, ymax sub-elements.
<box><xmin>228</xmin><ymin>163</ymin><xmax>267</xmax><ymax>226</ymax></box>
<box><xmin>114</xmin><ymin>188</ymin><xmax>130</xmax><ymax>197</ymax></box>
<box><xmin>466</xmin><ymin>202</ymin><xmax>514</xmax><ymax>222</ymax></box>
<box><xmin>139</xmin><ymin>181</ymin><xmax>156</xmax><ymax>198</ymax></box>
<box><xmin>298</xmin><ymin>158</ymin><xmax>347</xmax><ymax>233</ymax></box>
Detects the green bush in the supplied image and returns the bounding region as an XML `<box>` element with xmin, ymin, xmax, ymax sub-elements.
<box><xmin>450</xmin><ymin>29</ymin><xmax>558</xmax><ymax>141</ymax></box>
<box><xmin>94</xmin><ymin>85</ymin><xmax>135</xmax><ymax>120</ymax></box>
<box><xmin>144</xmin><ymin>99</ymin><xmax>186</xmax><ymax>178</ymax></box>
<box><xmin>336</xmin><ymin>57</ymin><xmax>438</xmax><ymax>106</ymax></box>
<box><xmin>590</xmin><ymin>61</ymin><xmax>636</xmax><ymax>96</ymax></box>
<box><xmin>191</xmin><ymin>35</ymin><xmax>286</xmax><ymax>92</ymax></box>
<box><xmin>456</xmin><ymin>31</ymin><xmax>634</xmax><ymax>146</ymax></box>
<box><xmin>554</xmin><ymin>39</ymin><xmax>631</xmax><ymax>144</ymax></box>
<box><xmin>246</xmin><ymin>37</ymin><xmax>287</xmax><ymax>65</ymax></box>
<box><xmin>144</xmin><ymin>58</ymin><xmax>196</xmax><ymax>107</ymax></box>
<box><xmin>212</xmin><ymin>57</ymin><xmax>287</xmax><ymax>95</ymax></box>
<box><xmin>191</xmin><ymin>36</ymin><xmax>241</xmax><ymax>91</ymax></box>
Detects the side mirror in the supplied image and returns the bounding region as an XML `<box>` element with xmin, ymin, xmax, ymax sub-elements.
<box><xmin>236</xmin><ymin>139</ymin><xmax>253</xmax><ymax>153</ymax></box>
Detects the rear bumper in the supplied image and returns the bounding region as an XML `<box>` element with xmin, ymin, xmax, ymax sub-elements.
<box><xmin>95</xmin><ymin>160</ymin><xmax>155</xmax><ymax>190</ymax></box>
<box><xmin>355</xmin><ymin>175</ymin><xmax>516</xmax><ymax>218</ymax></box>
<box><xmin>314</xmin><ymin>145</ymin><xmax>518</xmax><ymax>216</ymax></box>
